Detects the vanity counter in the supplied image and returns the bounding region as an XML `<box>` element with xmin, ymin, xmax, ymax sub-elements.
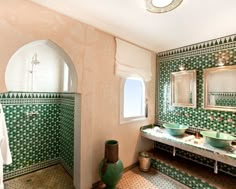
<box><xmin>140</xmin><ymin>126</ymin><xmax>236</xmax><ymax>168</ymax></box>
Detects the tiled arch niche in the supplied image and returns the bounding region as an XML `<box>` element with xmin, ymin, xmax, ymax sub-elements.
<box><xmin>2</xmin><ymin>40</ymin><xmax>81</xmax><ymax>186</ymax></box>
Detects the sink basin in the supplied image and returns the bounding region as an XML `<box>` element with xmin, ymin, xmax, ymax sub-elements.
<box><xmin>200</xmin><ymin>131</ymin><xmax>236</xmax><ymax>148</ymax></box>
<box><xmin>163</xmin><ymin>123</ymin><xmax>189</xmax><ymax>136</ymax></box>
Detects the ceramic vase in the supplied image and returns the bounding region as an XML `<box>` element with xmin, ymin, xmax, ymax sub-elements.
<box><xmin>99</xmin><ymin>140</ymin><xmax>123</xmax><ymax>189</ymax></box>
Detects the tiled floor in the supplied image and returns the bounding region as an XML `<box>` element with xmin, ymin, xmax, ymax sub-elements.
<box><xmin>5</xmin><ymin>164</ymin><xmax>189</xmax><ymax>189</ymax></box>
<box><xmin>4</xmin><ymin>164</ymin><xmax>74</xmax><ymax>189</ymax></box>
<box><xmin>5</xmin><ymin>154</ymin><xmax>235</xmax><ymax>189</ymax></box>
<box><xmin>94</xmin><ymin>167</ymin><xmax>190</xmax><ymax>189</ymax></box>
<box><xmin>117</xmin><ymin>167</ymin><xmax>190</xmax><ymax>189</ymax></box>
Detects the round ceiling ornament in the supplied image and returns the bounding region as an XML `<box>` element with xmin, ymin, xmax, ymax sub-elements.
<box><xmin>146</xmin><ymin>0</ymin><xmax>183</xmax><ymax>13</ymax></box>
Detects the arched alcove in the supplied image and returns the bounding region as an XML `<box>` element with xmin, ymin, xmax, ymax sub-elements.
<box><xmin>5</xmin><ymin>40</ymin><xmax>77</xmax><ymax>92</ymax></box>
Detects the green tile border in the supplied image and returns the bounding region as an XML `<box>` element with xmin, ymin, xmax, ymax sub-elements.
<box><xmin>158</xmin><ymin>34</ymin><xmax>236</xmax><ymax>58</ymax></box>
<box><xmin>3</xmin><ymin>159</ymin><xmax>60</xmax><ymax>180</ymax></box>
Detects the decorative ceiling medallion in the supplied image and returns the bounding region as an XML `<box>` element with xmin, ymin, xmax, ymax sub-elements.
<box><xmin>146</xmin><ymin>0</ymin><xmax>183</xmax><ymax>13</ymax></box>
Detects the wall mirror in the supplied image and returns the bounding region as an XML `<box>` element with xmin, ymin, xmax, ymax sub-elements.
<box><xmin>204</xmin><ymin>65</ymin><xmax>236</xmax><ymax>112</ymax></box>
<box><xmin>171</xmin><ymin>70</ymin><xmax>196</xmax><ymax>108</ymax></box>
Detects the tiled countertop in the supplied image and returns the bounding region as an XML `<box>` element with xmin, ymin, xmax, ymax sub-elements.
<box><xmin>140</xmin><ymin>126</ymin><xmax>236</xmax><ymax>167</ymax></box>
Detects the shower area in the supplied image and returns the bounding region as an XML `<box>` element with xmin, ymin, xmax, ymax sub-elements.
<box><xmin>2</xmin><ymin>40</ymin><xmax>80</xmax><ymax>187</ymax></box>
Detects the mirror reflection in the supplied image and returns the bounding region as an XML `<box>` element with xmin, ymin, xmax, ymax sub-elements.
<box><xmin>204</xmin><ymin>65</ymin><xmax>236</xmax><ymax>112</ymax></box>
<box><xmin>171</xmin><ymin>70</ymin><xmax>196</xmax><ymax>108</ymax></box>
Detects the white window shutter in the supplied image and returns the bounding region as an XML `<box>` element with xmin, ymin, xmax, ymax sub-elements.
<box><xmin>115</xmin><ymin>38</ymin><xmax>152</xmax><ymax>81</ymax></box>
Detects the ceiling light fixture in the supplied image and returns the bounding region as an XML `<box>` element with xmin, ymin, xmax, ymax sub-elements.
<box><xmin>145</xmin><ymin>0</ymin><xmax>183</xmax><ymax>13</ymax></box>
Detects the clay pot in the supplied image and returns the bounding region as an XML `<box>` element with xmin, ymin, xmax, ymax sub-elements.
<box><xmin>99</xmin><ymin>140</ymin><xmax>123</xmax><ymax>189</ymax></box>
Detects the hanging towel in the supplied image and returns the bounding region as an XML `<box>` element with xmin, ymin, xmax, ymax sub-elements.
<box><xmin>0</xmin><ymin>104</ymin><xmax>12</xmax><ymax>189</ymax></box>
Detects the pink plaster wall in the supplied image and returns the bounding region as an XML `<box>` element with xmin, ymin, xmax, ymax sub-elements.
<box><xmin>0</xmin><ymin>1</ymin><xmax>156</xmax><ymax>188</ymax></box>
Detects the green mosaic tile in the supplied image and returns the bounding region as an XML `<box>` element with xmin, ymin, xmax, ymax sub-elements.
<box><xmin>60</xmin><ymin>98</ymin><xmax>75</xmax><ymax>176</ymax></box>
<box><xmin>151</xmin><ymin>158</ymin><xmax>216</xmax><ymax>189</ymax></box>
<box><xmin>158</xmin><ymin>35</ymin><xmax>236</xmax><ymax>58</ymax></box>
<box><xmin>3</xmin><ymin>159</ymin><xmax>60</xmax><ymax>180</ymax></box>
<box><xmin>209</xmin><ymin>92</ymin><xmax>236</xmax><ymax>107</ymax></box>
<box><xmin>3</xmin><ymin>103</ymin><xmax>60</xmax><ymax>174</ymax></box>
<box><xmin>154</xmin><ymin>142</ymin><xmax>236</xmax><ymax>176</ymax></box>
<box><xmin>155</xmin><ymin>34</ymin><xmax>236</xmax><ymax>180</ymax></box>
<box><xmin>1</xmin><ymin>92</ymin><xmax>76</xmax><ymax>179</ymax></box>
<box><xmin>156</xmin><ymin>34</ymin><xmax>236</xmax><ymax>136</ymax></box>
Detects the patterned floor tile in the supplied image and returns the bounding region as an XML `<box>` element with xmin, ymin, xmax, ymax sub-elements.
<box><xmin>117</xmin><ymin>167</ymin><xmax>190</xmax><ymax>189</ymax></box>
<box><xmin>4</xmin><ymin>164</ymin><xmax>74</xmax><ymax>189</ymax></box>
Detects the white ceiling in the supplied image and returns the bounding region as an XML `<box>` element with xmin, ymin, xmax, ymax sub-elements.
<box><xmin>32</xmin><ymin>0</ymin><xmax>236</xmax><ymax>52</ymax></box>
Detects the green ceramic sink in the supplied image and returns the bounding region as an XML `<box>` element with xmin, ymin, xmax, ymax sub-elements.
<box><xmin>200</xmin><ymin>131</ymin><xmax>236</xmax><ymax>148</ymax></box>
<box><xmin>163</xmin><ymin>123</ymin><xmax>189</xmax><ymax>136</ymax></box>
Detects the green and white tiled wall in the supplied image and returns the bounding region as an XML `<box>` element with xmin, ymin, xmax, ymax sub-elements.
<box><xmin>156</xmin><ymin>34</ymin><xmax>236</xmax><ymax>135</ymax></box>
<box><xmin>60</xmin><ymin>97</ymin><xmax>75</xmax><ymax>176</ymax></box>
<box><xmin>209</xmin><ymin>92</ymin><xmax>236</xmax><ymax>107</ymax></box>
<box><xmin>1</xmin><ymin>92</ymin><xmax>76</xmax><ymax>180</ymax></box>
<box><xmin>151</xmin><ymin>158</ymin><xmax>216</xmax><ymax>189</ymax></box>
<box><xmin>154</xmin><ymin>142</ymin><xmax>236</xmax><ymax>176</ymax></box>
<box><xmin>155</xmin><ymin>35</ymin><xmax>236</xmax><ymax>177</ymax></box>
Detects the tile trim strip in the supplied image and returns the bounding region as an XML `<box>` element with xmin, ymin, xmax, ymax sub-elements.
<box><xmin>158</xmin><ymin>34</ymin><xmax>236</xmax><ymax>58</ymax></box>
<box><xmin>3</xmin><ymin>159</ymin><xmax>60</xmax><ymax>181</ymax></box>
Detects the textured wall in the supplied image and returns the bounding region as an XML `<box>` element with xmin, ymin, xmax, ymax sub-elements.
<box><xmin>0</xmin><ymin>1</ymin><xmax>156</xmax><ymax>188</ymax></box>
<box><xmin>157</xmin><ymin>34</ymin><xmax>236</xmax><ymax>136</ymax></box>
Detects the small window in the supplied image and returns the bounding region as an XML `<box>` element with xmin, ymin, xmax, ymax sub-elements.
<box><xmin>120</xmin><ymin>77</ymin><xmax>147</xmax><ymax>123</ymax></box>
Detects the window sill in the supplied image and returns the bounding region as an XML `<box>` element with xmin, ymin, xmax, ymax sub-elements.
<box><xmin>120</xmin><ymin>116</ymin><xmax>147</xmax><ymax>125</ymax></box>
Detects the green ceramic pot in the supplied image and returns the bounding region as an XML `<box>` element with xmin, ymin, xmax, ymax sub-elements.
<box><xmin>99</xmin><ymin>140</ymin><xmax>124</xmax><ymax>189</ymax></box>
<box><xmin>99</xmin><ymin>159</ymin><xmax>124</xmax><ymax>189</ymax></box>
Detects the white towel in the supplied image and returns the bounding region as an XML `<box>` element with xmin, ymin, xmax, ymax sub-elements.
<box><xmin>0</xmin><ymin>104</ymin><xmax>12</xmax><ymax>189</ymax></box>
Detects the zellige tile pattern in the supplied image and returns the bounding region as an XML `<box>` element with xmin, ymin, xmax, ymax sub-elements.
<box><xmin>156</xmin><ymin>34</ymin><xmax>236</xmax><ymax>184</ymax></box>
<box><xmin>4</xmin><ymin>164</ymin><xmax>74</xmax><ymax>189</ymax></box>
<box><xmin>154</xmin><ymin>142</ymin><xmax>236</xmax><ymax>176</ymax></box>
<box><xmin>1</xmin><ymin>92</ymin><xmax>76</xmax><ymax>180</ymax></box>
<box><xmin>117</xmin><ymin>167</ymin><xmax>190</xmax><ymax>189</ymax></box>
<box><xmin>157</xmin><ymin>34</ymin><xmax>236</xmax><ymax>136</ymax></box>
<box><xmin>151</xmin><ymin>159</ymin><xmax>216</xmax><ymax>189</ymax></box>
<box><xmin>60</xmin><ymin>95</ymin><xmax>75</xmax><ymax>176</ymax></box>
